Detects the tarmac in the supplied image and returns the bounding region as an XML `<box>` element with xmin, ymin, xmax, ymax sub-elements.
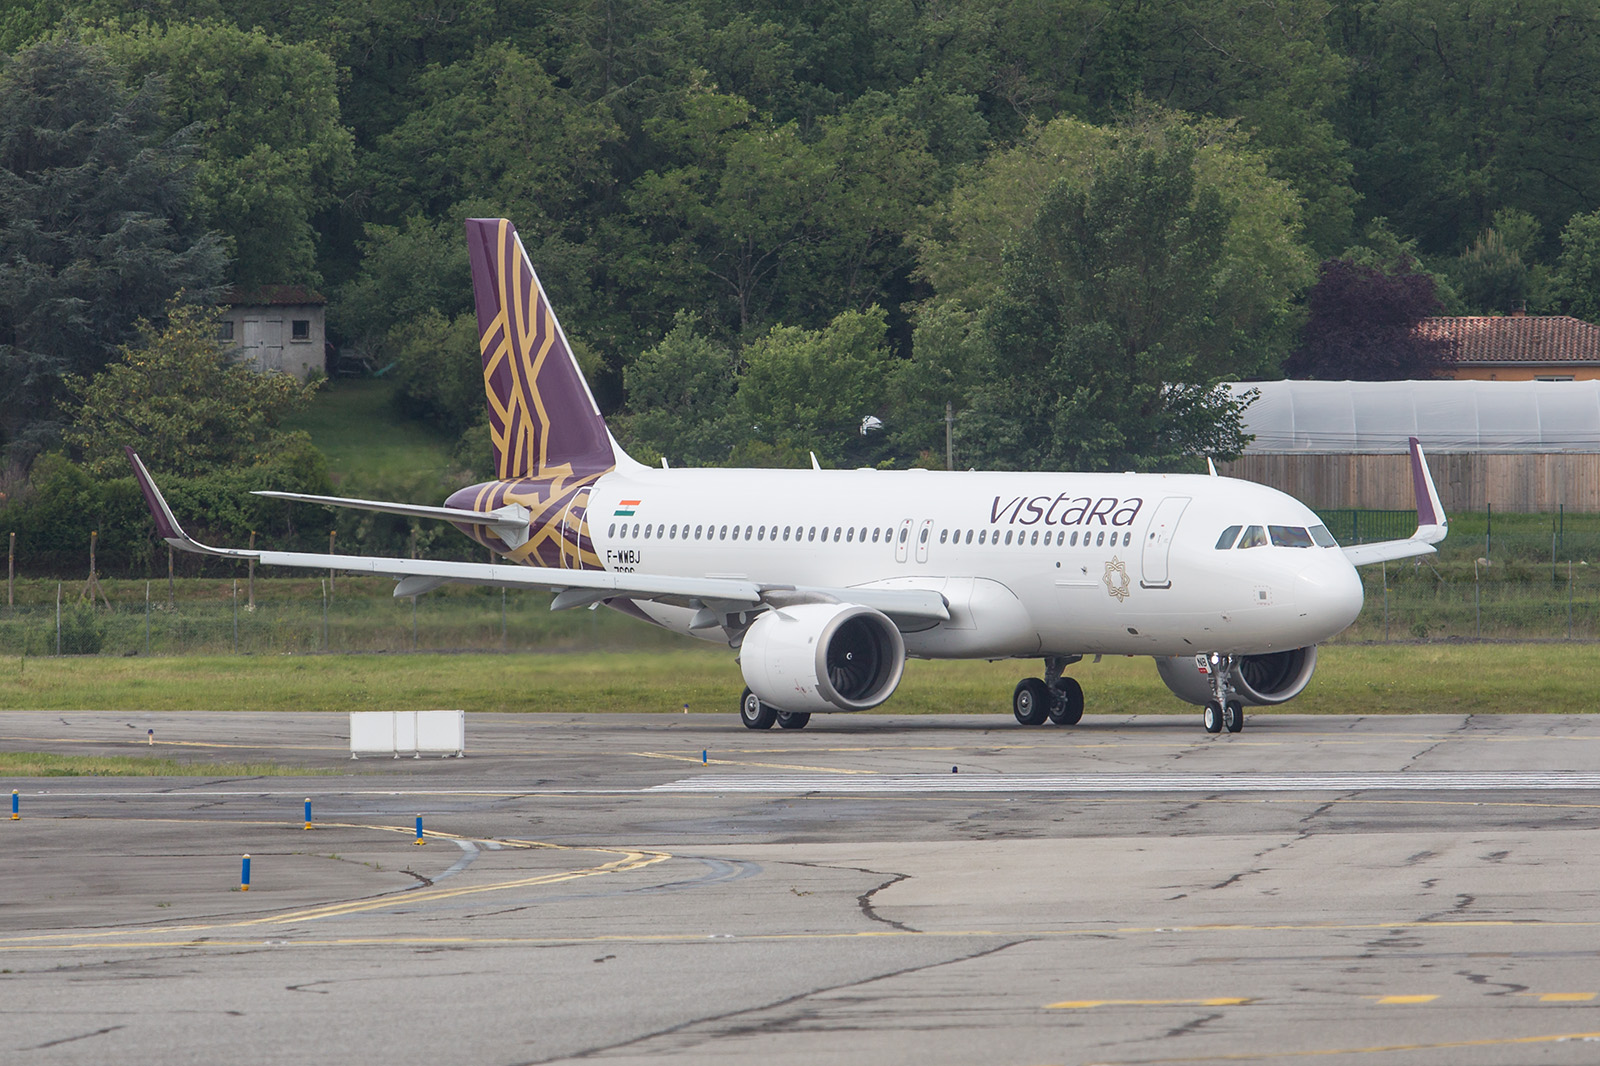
<box><xmin>4</xmin><ymin>709</ymin><xmax>1600</xmax><ymax>1064</ymax></box>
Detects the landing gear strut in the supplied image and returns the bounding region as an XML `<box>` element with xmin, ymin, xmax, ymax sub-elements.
<box><xmin>1014</xmin><ymin>656</ymin><xmax>1085</xmax><ymax>726</ymax></box>
<box><xmin>1200</xmin><ymin>653</ymin><xmax>1245</xmax><ymax>734</ymax></box>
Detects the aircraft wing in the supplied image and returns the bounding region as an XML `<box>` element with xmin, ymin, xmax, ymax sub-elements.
<box><xmin>126</xmin><ymin>448</ymin><xmax>949</xmax><ymax>626</ymax></box>
<box><xmin>1340</xmin><ymin>437</ymin><xmax>1448</xmax><ymax>567</ymax></box>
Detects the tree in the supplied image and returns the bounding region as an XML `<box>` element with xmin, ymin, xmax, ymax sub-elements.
<box><xmin>617</xmin><ymin>313</ymin><xmax>738</xmax><ymax>466</ymax></box>
<box><xmin>958</xmin><ymin>134</ymin><xmax>1256</xmax><ymax>472</ymax></box>
<box><xmin>98</xmin><ymin>20</ymin><xmax>354</xmax><ymax>288</ymax></box>
<box><xmin>1555</xmin><ymin>209</ymin><xmax>1600</xmax><ymax>323</ymax></box>
<box><xmin>64</xmin><ymin>303</ymin><xmax>320</xmax><ymax>478</ymax></box>
<box><xmin>1284</xmin><ymin>258</ymin><xmax>1456</xmax><ymax>380</ymax></box>
<box><xmin>734</xmin><ymin>306</ymin><xmax>895</xmax><ymax>467</ymax></box>
<box><xmin>913</xmin><ymin>108</ymin><xmax>1313</xmax><ymax>364</ymax></box>
<box><xmin>1338</xmin><ymin>0</ymin><xmax>1600</xmax><ymax>256</ymax></box>
<box><xmin>388</xmin><ymin>311</ymin><xmax>482</xmax><ymax>437</ymax></box>
<box><xmin>0</xmin><ymin>36</ymin><xmax>228</xmax><ymax>460</ymax></box>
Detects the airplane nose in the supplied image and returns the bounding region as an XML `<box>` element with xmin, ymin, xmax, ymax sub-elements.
<box><xmin>1296</xmin><ymin>557</ymin><xmax>1365</xmax><ymax>633</ymax></box>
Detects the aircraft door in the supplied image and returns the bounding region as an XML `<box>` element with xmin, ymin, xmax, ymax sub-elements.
<box><xmin>915</xmin><ymin>518</ymin><xmax>934</xmax><ymax>563</ymax></box>
<box><xmin>1140</xmin><ymin>496</ymin><xmax>1191</xmax><ymax>589</ymax></box>
<box><xmin>895</xmin><ymin>519</ymin><xmax>913</xmax><ymax>563</ymax></box>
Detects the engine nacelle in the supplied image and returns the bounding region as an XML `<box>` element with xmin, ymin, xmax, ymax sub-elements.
<box><xmin>1154</xmin><ymin>646</ymin><xmax>1319</xmax><ymax>707</ymax></box>
<box><xmin>740</xmin><ymin>603</ymin><xmax>905</xmax><ymax>713</ymax></box>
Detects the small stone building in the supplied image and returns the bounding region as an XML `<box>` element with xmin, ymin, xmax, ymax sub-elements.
<box><xmin>220</xmin><ymin>285</ymin><xmax>327</xmax><ymax>381</ymax></box>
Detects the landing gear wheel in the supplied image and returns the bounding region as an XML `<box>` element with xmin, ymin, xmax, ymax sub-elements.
<box><xmin>1013</xmin><ymin>677</ymin><xmax>1050</xmax><ymax>726</ymax></box>
<box><xmin>740</xmin><ymin>688</ymin><xmax>776</xmax><ymax>730</ymax></box>
<box><xmin>1223</xmin><ymin>700</ymin><xmax>1244</xmax><ymax>733</ymax></box>
<box><xmin>776</xmin><ymin>711</ymin><xmax>811</xmax><ymax>730</ymax></box>
<box><xmin>1203</xmin><ymin>701</ymin><xmax>1224</xmax><ymax>734</ymax></box>
<box><xmin>1047</xmin><ymin>676</ymin><xmax>1085</xmax><ymax>725</ymax></box>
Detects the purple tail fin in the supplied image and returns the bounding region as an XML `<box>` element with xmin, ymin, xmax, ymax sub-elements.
<box><xmin>465</xmin><ymin>218</ymin><xmax>615</xmax><ymax>481</ymax></box>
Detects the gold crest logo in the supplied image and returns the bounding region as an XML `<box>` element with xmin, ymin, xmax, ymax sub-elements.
<box><xmin>1103</xmin><ymin>556</ymin><xmax>1131</xmax><ymax>601</ymax></box>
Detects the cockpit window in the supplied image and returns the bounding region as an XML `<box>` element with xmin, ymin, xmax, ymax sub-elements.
<box><xmin>1236</xmin><ymin>525</ymin><xmax>1268</xmax><ymax>549</ymax></box>
<box><xmin>1215</xmin><ymin>525</ymin><xmax>1242</xmax><ymax>550</ymax></box>
<box><xmin>1308</xmin><ymin>524</ymin><xmax>1338</xmax><ymax>548</ymax></box>
<box><xmin>1269</xmin><ymin>525</ymin><xmax>1314</xmax><ymax>548</ymax></box>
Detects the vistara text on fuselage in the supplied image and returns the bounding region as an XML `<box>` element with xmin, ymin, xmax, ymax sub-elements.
<box><xmin>127</xmin><ymin>216</ymin><xmax>1445</xmax><ymax>735</ymax></box>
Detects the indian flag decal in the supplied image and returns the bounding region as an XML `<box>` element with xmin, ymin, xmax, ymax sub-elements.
<box><xmin>614</xmin><ymin>499</ymin><xmax>641</xmax><ymax>517</ymax></box>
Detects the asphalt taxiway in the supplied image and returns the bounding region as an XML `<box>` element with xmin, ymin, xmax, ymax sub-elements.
<box><xmin>5</xmin><ymin>710</ymin><xmax>1600</xmax><ymax>1065</ymax></box>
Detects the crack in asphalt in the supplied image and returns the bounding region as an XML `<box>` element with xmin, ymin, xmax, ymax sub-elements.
<box><xmin>501</xmin><ymin>939</ymin><xmax>1027</xmax><ymax>1065</ymax></box>
<box><xmin>21</xmin><ymin>1025</ymin><xmax>125</xmax><ymax>1050</ymax></box>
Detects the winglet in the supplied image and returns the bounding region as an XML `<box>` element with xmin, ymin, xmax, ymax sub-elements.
<box><xmin>125</xmin><ymin>447</ymin><xmax>256</xmax><ymax>559</ymax></box>
<box><xmin>1408</xmin><ymin>436</ymin><xmax>1447</xmax><ymax>544</ymax></box>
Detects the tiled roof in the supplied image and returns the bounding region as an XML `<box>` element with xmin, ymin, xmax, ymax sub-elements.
<box><xmin>1415</xmin><ymin>315</ymin><xmax>1600</xmax><ymax>365</ymax></box>
<box><xmin>222</xmin><ymin>284</ymin><xmax>327</xmax><ymax>306</ymax></box>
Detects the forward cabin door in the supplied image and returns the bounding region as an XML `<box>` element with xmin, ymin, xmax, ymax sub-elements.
<box><xmin>1140</xmin><ymin>496</ymin><xmax>1191</xmax><ymax>589</ymax></box>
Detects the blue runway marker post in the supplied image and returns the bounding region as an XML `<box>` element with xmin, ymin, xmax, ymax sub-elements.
<box><xmin>414</xmin><ymin>814</ymin><xmax>426</xmax><ymax>846</ymax></box>
<box><xmin>240</xmin><ymin>854</ymin><xmax>251</xmax><ymax>892</ymax></box>
<box><xmin>303</xmin><ymin>798</ymin><xmax>312</xmax><ymax>831</ymax></box>
<box><xmin>702</xmin><ymin>750</ymin><xmax>707</xmax><ymax>764</ymax></box>
<box><xmin>11</xmin><ymin>789</ymin><xmax>17</xmax><ymax>820</ymax></box>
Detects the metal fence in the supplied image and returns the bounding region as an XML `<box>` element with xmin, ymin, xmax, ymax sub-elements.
<box><xmin>0</xmin><ymin>579</ymin><xmax>681</xmax><ymax>658</ymax></box>
<box><xmin>7</xmin><ymin>512</ymin><xmax>1600</xmax><ymax>656</ymax></box>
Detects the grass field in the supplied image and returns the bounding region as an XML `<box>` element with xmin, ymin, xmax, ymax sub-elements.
<box><xmin>280</xmin><ymin>377</ymin><xmax>459</xmax><ymax>483</ymax></box>
<box><xmin>0</xmin><ymin>753</ymin><xmax>334</xmax><ymax>777</ymax></box>
<box><xmin>0</xmin><ymin>643</ymin><xmax>1592</xmax><ymax>716</ymax></box>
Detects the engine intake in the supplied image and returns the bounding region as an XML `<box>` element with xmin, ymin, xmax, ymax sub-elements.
<box><xmin>1154</xmin><ymin>646</ymin><xmax>1319</xmax><ymax>707</ymax></box>
<box><xmin>740</xmin><ymin>603</ymin><xmax>905</xmax><ymax>713</ymax></box>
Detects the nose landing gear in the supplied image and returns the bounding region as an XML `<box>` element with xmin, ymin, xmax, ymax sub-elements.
<box><xmin>1200</xmin><ymin>653</ymin><xmax>1245</xmax><ymax>734</ymax></box>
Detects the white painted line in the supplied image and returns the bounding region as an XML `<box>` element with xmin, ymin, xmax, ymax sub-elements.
<box><xmin>647</xmin><ymin>772</ymin><xmax>1600</xmax><ymax>794</ymax></box>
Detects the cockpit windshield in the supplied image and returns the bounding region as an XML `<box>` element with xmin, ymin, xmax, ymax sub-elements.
<box><xmin>1219</xmin><ymin>523</ymin><xmax>1339</xmax><ymax>549</ymax></box>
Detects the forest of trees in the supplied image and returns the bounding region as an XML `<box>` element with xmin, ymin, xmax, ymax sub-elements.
<box><xmin>5</xmin><ymin>0</ymin><xmax>1600</xmax><ymax>500</ymax></box>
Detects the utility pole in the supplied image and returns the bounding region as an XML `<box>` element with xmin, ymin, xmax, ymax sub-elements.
<box><xmin>945</xmin><ymin>402</ymin><xmax>954</xmax><ymax>471</ymax></box>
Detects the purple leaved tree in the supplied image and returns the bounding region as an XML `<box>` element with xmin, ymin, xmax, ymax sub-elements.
<box><xmin>1285</xmin><ymin>259</ymin><xmax>1457</xmax><ymax>380</ymax></box>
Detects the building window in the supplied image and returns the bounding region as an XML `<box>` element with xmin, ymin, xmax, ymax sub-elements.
<box><xmin>219</xmin><ymin>321</ymin><xmax>235</xmax><ymax>341</ymax></box>
<box><xmin>291</xmin><ymin>319</ymin><xmax>311</xmax><ymax>342</ymax></box>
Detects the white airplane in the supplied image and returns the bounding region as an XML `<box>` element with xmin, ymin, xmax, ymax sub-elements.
<box><xmin>127</xmin><ymin>218</ymin><xmax>1448</xmax><ymax>733</ymax></box>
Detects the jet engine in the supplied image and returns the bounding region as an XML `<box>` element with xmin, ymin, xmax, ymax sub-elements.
<box><xmin>1153</xmin><ymin>646</ymin><xmax>1319</xmax><ymax>707</ymax></box>
<box><xmin>740</xmin><ymin>603</ymin><xmax>905</xmax><ymax>713</ymax></box>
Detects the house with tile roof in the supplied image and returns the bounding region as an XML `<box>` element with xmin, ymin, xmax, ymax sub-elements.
<box><xmin>1416</xmin><ymin>314</ymin><xmax>1600</xmax><ymax>381</ymax></box>
<box><xmin>220</xmin><ymin>285</ymin><xmax>328</xmax><ymax>381</ymax></box>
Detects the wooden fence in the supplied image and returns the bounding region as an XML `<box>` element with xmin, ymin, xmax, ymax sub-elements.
<box><xmin>1217</xmin><ymin>453</ymin><xmax>1600</xmax><ymax>513</ymax></box>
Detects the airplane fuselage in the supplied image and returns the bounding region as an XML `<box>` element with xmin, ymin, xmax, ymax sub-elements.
<box><xmin>449</xmin><ymin>466</ymin><xmax>1365</xmax><ymax>661</ymax></box>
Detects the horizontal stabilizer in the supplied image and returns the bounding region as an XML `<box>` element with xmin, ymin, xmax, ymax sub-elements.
<box><xmin>253</xmin><ymin>491</ymin><xmax>531</xmax><ymax>549</ymax></box>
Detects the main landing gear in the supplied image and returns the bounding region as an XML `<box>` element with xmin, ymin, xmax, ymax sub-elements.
<box><xmin>1012</xmin><ymin>656</ymin><xmax>1086</xmax><ymax>727</ymax></box>
<box><xmin>739</xmin><ymin>688</ymin><xmax>810</xmax><ymax>730</ymax></box>
<box><xmin>1200</xmin><ymin>653</ymin><xmax>1245</xmax><ymax>734</ymax></box>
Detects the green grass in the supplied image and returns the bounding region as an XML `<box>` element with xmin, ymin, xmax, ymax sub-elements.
<box><xmin>0</xmin><ymin>752</ymin><xmax>335</xmax><ymax>776</ymax></box>
<box><xmin>0</xmin><ymin>644</ymin><xmax>1595</xmax><ymax>715</ymax></box>
<box><xmin>280</xmin><ymin>377</ymin><xmax>458</xmax><ymax>483</ymax></box>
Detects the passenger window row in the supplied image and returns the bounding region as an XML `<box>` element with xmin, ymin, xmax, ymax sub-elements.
<box><xmin>605</xmin><ymin>521</ymin><xmax>1135</xmax><ymax>549</ymax></box>
<box><xmin>1215</xmin><ymin>523</ymin><xmax>1338</xmax><ymax>550</ymax></box>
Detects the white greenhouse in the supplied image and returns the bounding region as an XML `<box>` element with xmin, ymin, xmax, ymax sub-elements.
<box><xmin>1217</xmin><ymin>380</ymin><xmax>1600</xmax><ymax>512</ymax></box>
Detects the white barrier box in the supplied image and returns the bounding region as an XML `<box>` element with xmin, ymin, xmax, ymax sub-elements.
<box><xmin>415</xmin><ymin>710</ymin><xmax>465</xmax><ymax>756</ymax></box>
<box><xmin>349</xmin><ymin>710</ymin><xmax>465</xmax><ymax>758</ymax></box>
<box><xmin>349</xmin><ymin>712</ymin><xmax>394</xmax><ymax>756</ymax></box>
